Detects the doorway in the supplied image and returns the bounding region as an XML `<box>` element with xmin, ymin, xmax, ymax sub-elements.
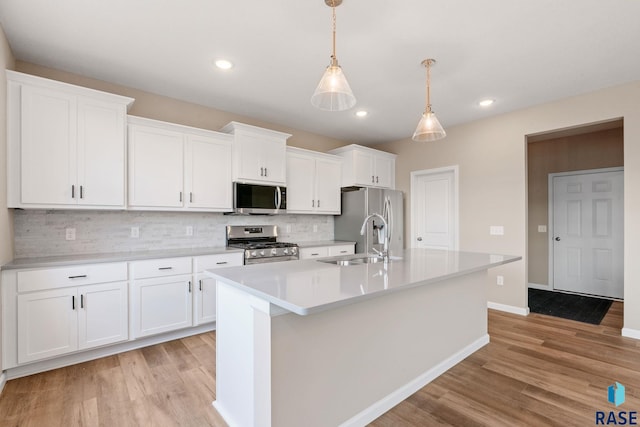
<box><xmin>410</xmin><ymin>166</ymin><xmax>459</xmax><ymax>250</ymax></box>
<box><xmin>549</xmin><ymin>168</ymin><xmax>624</xmax><ymax>299</ymax></box>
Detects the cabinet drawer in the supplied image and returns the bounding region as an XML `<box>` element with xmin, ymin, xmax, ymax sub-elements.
<box><xmin>299</xmin><ymin>247</ymin><xmax>329</xmax><ymax>259</ymax></box>
<box><xmin>328</xmin><ymin>245</ymin><xmax>355</xmax><ymax>257</ymax></box>
<box><xmin>17</xmin><ymin>262</ymin><xmax>127</xmax><ymax>293</ymax></box>
<box><xmin>131</xmin><ymin>257</ymin><xmax>192</xmax><ymax>279</ymax></box>
<box><xmin>194</xmin><ymin>253</ymin><xmax>243</xmax><ymax>272</ymax></box>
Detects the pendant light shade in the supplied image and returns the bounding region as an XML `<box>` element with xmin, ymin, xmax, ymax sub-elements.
<box><xmin>311</xmin><ymin>0</ymin><xmax>356</xmax><ymax>111</ymax></box>
<box><xmin>412</xmin><ymin>59</ymin><xmax>446</xmax><ymax>142</ymax></box>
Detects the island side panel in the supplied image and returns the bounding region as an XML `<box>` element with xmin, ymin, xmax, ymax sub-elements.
<box><xmin>270</xmin><ymin>270</ymin><xmax>488</xmax><ymax>427</ymax></box>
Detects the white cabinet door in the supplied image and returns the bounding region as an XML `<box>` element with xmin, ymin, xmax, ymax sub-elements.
<box><xmin>186</xmin><ymin>134</ymin><xmax>232</xmax><ymax>211</ymax></box>
<box><xmin>286</xmin><ymin>152</ymin><xmax>315</xmax><ymax>212</ymax></box>
<box><xmin>77</xmin><ymin>97</ymin><xmax>126</xmax><ymax>207</ymax></box>
<box><xmin>352</xmin><ymin>150</ymin><xmax>375</xmax><ymax>187</ymax></box>
<box><xmin>128</xmin><ymin>124</ymin><xmax>185</xmax><ymax>208</ymax></box>
<box><xmin>17</xmin><ymin>287</ymin><xmax>78</xmax><ymax>363</ymax></box>
<box><xmin>195</xmin><ymin>274</ymin><xmax>218</xmax><ymax>325</ymax></box>
<box><xmin>236</xmin><ymin>133</ymin><xmax>286</xmax><ymax>184</ymax></box>
<box><xmin>78</xmin><ymin>282</ymin><xmax>128</xmax><ymax>350</ymax></box>
<box><xmin>193</xmin><ymin>253</ymin><xmax>243</xmax><ymax>325</ymax></box>
<box><xmin>132</xmin><ymin>275</ymin><xmax>193</xmax><ymax>338</ymax></box>
<box><xmin>314</xmin><ymin>158</ymin><xmax>341</xmax><ymax>214</ymax></box>
<box><xmin>374</xmin><ymin>155</ymin><xmax>393</xmax><ymax>189</ymax></box>
<box><xmin>20</xmin><ymin>85</ymin><xmax>77</xmax><ymax>205</ymax></box>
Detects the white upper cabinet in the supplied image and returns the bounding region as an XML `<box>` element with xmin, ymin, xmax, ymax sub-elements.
<box><xmin>7</xmin><ymin>71</ymin><xmax>134</xmax><ymax>209</ymax></box>
<box><xmin>127</xmin><ymin>116</ymin><xmax>233</xmax><ymax>211</ymax></box>
<box><xmin>286</xmin><ymin>147</ymin><xmax>342</xmax><ymax>214</ymax></box>
<box><xmin>221</xmin><ymin>122</ymin><xmax>290</xmax><ymax>186</ymax></box>
<box><xmin>328</xmin><ymin>144</ymin><xmax>396</xmax><ymax>189</ymax></box>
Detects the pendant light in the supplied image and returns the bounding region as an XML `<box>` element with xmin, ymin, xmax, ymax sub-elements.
<box><xmin>412</xmin><ymin>59</ymin><xmax>446</xmax><ymax>142</ymax></box>
<box><xmin>311</xmin><ymin>0</ymin><xmax>356</xmax><ymax>111</ymax></box>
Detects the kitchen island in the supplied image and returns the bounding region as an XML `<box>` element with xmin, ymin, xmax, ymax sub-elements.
<box><xmin>206</xmin><ymin>249</ymin><xmax>520</xmax><ymax>427</ymax></box>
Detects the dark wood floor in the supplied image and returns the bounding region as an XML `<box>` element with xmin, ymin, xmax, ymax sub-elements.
<box><xmin>1</xmin><ymin>301</ymin><xmax>636</xmax><ymax>426</ymax></box>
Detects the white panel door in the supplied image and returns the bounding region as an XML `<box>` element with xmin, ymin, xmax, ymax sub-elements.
<box><xmin>411</xmin><ymin>168</ymin><xmax>458</xmax><ymax>250</ymax></box>
<box><xmin>286</xmin><ymin>152</ymin><xmax>315</xmax><ymax>212</ymax></box>
<box><xmin>315</xmin><ymin>157</ymin><xmax>342</xmax><ymax>214</ymax></box>
<box><xmin>128</xmin><ymin>125</ymin><xmax>184</xmax><ymax>208</ymax></box>
<box><xmin>20</xmin><ymin>85</ymin><xmax>76</xmax><ymax>205</ymax></box>
<box><xmin>78</xmin><ymin>282</ymin><xmax>128</xmax><ymax>350</ymax></box>
<box><xmin>77</xmin><ymin>97</ymin><xmax>126</xmax><ymax>207</ymax></box>
<box><xmin>132</xmin><ymin>275</ymin><xmax>193</xmax><ymax>338</ymax></box>
<box><xmin>186</xmin><ymin>135</ymin><xmax>232</xmax><ymax>210</ymax></box>
<box><xmin>17</xmin><ymin>288</ymin><xmax>78</xmax><ymax>363</ymax></box>
<box><xmin>552</xmin><ymin>170</ymin><xmax>623</xmax><ymax>298</ymax></box>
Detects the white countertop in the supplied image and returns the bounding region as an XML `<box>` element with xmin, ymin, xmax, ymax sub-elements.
<box><xmin>2</xmin><ymin>247</ymin><xmax>244</xmax><ymax>270</ymax></box>
<box><xmin>207</xmin><ymin>248</ymin><xmax>521</xmax><ymax>316</ymax></box>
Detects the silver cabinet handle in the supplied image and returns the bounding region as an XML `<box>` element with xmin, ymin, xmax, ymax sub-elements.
<box><xmin>80</xmin><ymin>294</ymin><xmax>84</xmax><ymax>309</ymax></box>
<box><xmin>317</xmin><ymin>200</ymin><xmax>320</xmax><ymax>208</ymax></box>
<box><xmin>260</xmin><ymin>167</ymin><xmax>264</xmax><ymax>176</ymax></box>
<box><xmin>158</xmin><ymin>267</ymin><xmax>173</xmax><ymax>270</ymax></box>
<box><xmin>71</xmin><ymin>185</ymin><xmax>75</xmax><ymax>199</ymax></box>
<box><xmin>372</xmin><ymin>176</ymin><xmax>375</xmax><ymax>183</ymax></box>
<box><xmin>264</xmin><ymin>167</ymin><xmax>268</xmax><ymax>177</ymax></box>
<box><xmin>190</xmin><ymin>192</ymin><xmax>193</xmax><ymax>203</ymax></box>
<box><xmin>179</xmin><ymin>191</ymin><xmax>183</xmax><ymax>202</ymax></box>
<box><xmin>376</xmin><ymin>176</ymin><xmax>379</xmax><ymax>183</ymax></box>
<box><xmin>199</xmin><ymin>279</ymin><xmax>202</xmax><ymax>291</ymax></box>
<box><xmin>216</xmin><ymin>261</ymin><xmax>228</xmax><ymax>265</ymax></box>
<box><xmin>68</xmin><ymin>275</ymin><xmax>87</xmax><ymax>279</ymax></box>
<box><xmin>188</xmin><ymin>281</ymin><xmax>192</xmax><ymax>293</ymax></box>
<box><xmin>72</xmin><ymin>295</ymin><xmax>76</xmax><ymax>310</ymax></box>
<box><xmin>312</xmin><ymin>200</ymin><xmax>315</xmax><ymax>207</ymax></box>
<box><xmin>80</xmin><ymin>185</ymin><xmax>84</xmax><ymax>199</ymax></box>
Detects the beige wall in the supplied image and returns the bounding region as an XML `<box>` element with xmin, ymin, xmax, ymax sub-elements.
<box><xmin>527</xmin><ymin>128</ymin><xmax>623</xmax><ymax>286</ymax></box>
<box><xmin>378</xmin><ymin>81</ymin><xmax>640</xmax><ymax>333</ymax></box>
<box><xmin>0</xmin><ymin>27</ymin><xmax>15</xmax><ymax>265</ymax></box>
<box><xmin>15</xmin><ymin>61</ymin><xmax>347</xmax><ymax>153</ymax></box>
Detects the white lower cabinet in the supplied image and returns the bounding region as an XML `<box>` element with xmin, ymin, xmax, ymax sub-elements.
<box><xmin>130</xmin><ymin>257</ymin><xmax>193</xmax><ymax>338</ymax></box>
<box><xmin>12</xmin><ymin>263</ymin><xmax>128</xmax><ymax>364</ymax></box>
<box><xmin>299</xmin><ymin>244</ymin><xmax>355</xmax><ymax>260</ymax></box>
<box><xmin>193</xmin><ymin>253</ymin><xmax>244</xmax><ymax>325</ymax></box>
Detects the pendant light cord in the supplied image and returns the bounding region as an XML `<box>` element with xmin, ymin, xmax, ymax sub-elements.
<box><xmin>331</xmin><ymin>0</ymin><xmax>337</xmax><ymax>66</ymax></box>
<box><xmin>425</xmin><ymin>59</ymin><xmax>434</xmax><ymax>114</ymax></box>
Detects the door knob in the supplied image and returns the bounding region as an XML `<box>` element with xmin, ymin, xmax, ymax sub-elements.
<box><xmin>417</xmin><ymin>237</ymin><xmax>423</xmax><ymax>241</ymax></box>
<box><xmin>555</xmin><ymin>237</ymin><xmax>561</xmax><ymax>241</ymax></box>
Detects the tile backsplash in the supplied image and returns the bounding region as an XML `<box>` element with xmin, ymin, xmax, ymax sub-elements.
<box><xmin>13</xmin><ymin>210</ymin><xmax>334</xmax><ymax>259</ymax></box>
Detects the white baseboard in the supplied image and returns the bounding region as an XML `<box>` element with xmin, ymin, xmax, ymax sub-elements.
<box><xmin>528</xmin><ymin>282</ymin><xmax>550</xmax><ymax>290</ymax></box>
<box><xmin>4</xmin><ymin>323</ymin><xmax>215</xmax><ymax>380</ymax></box>
<box><xmin>0</xmin><ymin>372</ymin><xmax>6</xmax><ymax>396</ymax></box>
<box><xmin>622</xmin><ymin>328</ymin><xmax>640</xmax><ymax>340</ymax></box>
<box><xmin>212</xmin><ymin>401</ymin><xmax>243</xmax><ymax>427</ymax></box>
<box><xmin>339</xmin><ymin>334</ymin><xmax>490</xmax><ymax>427</ymax></box>
<box><xmin>487</xmin><ymin>301</ymin><xmax>530</xmax><ymax>316</ymax></box>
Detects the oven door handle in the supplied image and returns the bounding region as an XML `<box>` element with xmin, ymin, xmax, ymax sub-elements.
<box><xmin>275</xmin><ymin>186</ymin><xmax>282</xmax><ymax>210</ymax></box>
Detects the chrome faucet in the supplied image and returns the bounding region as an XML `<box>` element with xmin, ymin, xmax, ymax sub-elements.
<box><xmin>360</xmin><ymin>213</ymin><xmax>389</xmax><ymax>261</ymax></box>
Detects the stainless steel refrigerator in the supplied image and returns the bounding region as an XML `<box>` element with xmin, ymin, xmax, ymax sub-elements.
<box><xmin>334</xmin><ymin>187</ymin><xmax>404</xmax><ymax>255</ymax></box>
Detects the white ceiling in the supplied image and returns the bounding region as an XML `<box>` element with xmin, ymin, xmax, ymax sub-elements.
<box><xmin>1</xmin><ymin>0</ymin><xmax>639</xmax><ymax>145</ymax></box>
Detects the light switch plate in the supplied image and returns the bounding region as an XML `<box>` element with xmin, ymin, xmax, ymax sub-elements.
<box><xmin>538</xmin><ymin>225</ymin><xmax>547</xmax><ymax>233</ymax></box>
<box><xmin>65</xmin><ymin>228</ymin><xmax>76</xmax><ymax>241</ymax></box>
<box><xmin>131</xmin><ymin>227</ymin><xmax>139</xmax><ymax>238</ymax></box>
<box><xmin>489</xmin><ymin>226</ymin><xmax>504</xmax><ymax>236</ymax></box>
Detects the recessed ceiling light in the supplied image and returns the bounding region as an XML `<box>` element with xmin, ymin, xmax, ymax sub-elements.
<box><xmin>215</xmin><ymin>59</ymin><xmax>233</xmax><ymax>70</ymax></box>
<box><xmin>479</xmin><ymin>99</ymin><xmax>495</xmax><ymax>107</ymax></box>
<box><xmin>355</xmin><ymin>110</ymin><xmax>368</xmax><ymax>117</ymax></box>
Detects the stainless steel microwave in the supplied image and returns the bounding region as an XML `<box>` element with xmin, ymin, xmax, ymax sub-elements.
<box><xmin>233</xmin><ymin>183</ymin><xmax>287</xmax><ymax>214</ymax></box>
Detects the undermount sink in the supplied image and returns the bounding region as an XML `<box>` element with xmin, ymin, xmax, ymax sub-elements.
<box><xmin>319</xmin><ymin>255</ymin><xmax>399</xmax><ymax>266</ymax></box>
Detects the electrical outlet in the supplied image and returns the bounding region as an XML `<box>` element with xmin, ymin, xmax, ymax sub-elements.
<box><xmin>313</xmin><ymin>224</ymin><xmax>318</xmax><ymax>233</ymax></box>
<box><xmin>286</xmin><ymin>224</ymin><xmax>292</xmax><ymax>233</ymax></box>
<box><xmin>186</xmin><ymin>226</ymin><xmax>193</xmax><ymax>236</ymax></box>
<box><xmin>65</xmin><ymin>228</ymin><xmax>76</xmax><ymax>241</ymax></box>
<box><xmin>497</xmin><ymin>275</ymin><xmax>504</xmax><ymax>286</ymax></box>
<box><xmin>131</xmin><ymin>227</ymin><xmax>139</xmax><ymax>238</ymax></box>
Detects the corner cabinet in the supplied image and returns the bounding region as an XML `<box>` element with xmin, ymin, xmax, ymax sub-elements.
<box><xmin>127</xmin><ymin>116</ymin><xmax>233</xmax><ymax>211</ymax></box>
<box><xmin>6</xmin><ymin>71</ymin><xmax>134</xmax><ymax>209</ymax></box>
<box><xmin>286</xmin><ymin>147</ymin><xmax>342</xmax><ymax>214</ymax></box>
<box><xmin>328</xmin><ymin>144</ymin><xmax>396</xmax><ymax>189</ymax></box>
<box><xmin>221</xmin><ymin>121</ymin><xmax>290</xmax><ymax>186</ymax></box>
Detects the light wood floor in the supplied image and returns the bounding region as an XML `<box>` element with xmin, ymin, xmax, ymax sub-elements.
<box><xmin>1</xmin><ymin>301</ymin><xmax>637</xmax><ymax>426</ymax></box>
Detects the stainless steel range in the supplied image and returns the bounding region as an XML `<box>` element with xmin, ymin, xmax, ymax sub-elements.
<box><xmin>226</xmin><ymin>225</ymin><xmax>299</xmax><ymax>265</ymax></box>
